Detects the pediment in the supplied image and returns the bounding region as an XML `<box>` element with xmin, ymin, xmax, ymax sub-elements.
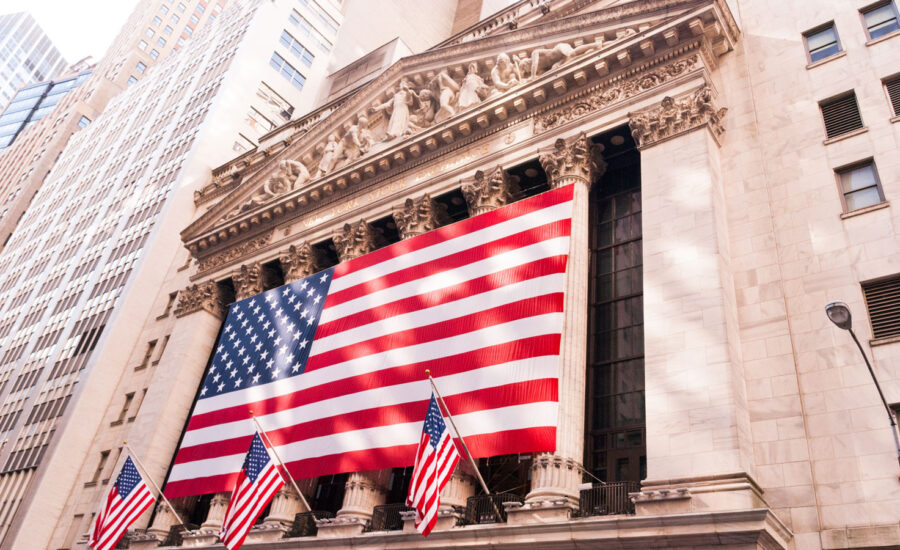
<box><xmin>183</xmin><ymin>0</ymin><xmax>737</xmax><ymax>258</ymax></box>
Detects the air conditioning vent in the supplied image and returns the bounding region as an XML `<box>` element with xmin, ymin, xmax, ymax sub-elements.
<box><xmin>820</xmin><ymin>93</ymin><xmax>864</xmax><ymax>138</ymax></box>
<box><xmin>863</xmin><ymin>276</ymin><xmax>900</xmax><ymax>339</ymax></box>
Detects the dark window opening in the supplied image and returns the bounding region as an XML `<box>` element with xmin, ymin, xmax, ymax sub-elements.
<box><xmin>507</xmin><ymin>160</ymin><xmax>549</xmax><ymax>200</ymax></box>
<box><xmin>820</xmin><ymin>92</ymin><xmax>864</xmax><ymax>139</ymax></box>
<box><xmin>433</xmin><ymin>188</ymin><xmax>470</xmax><ymax>224</ymax></box>
<box><xmin>475</xmin><ymin>454</ymin><xmax>532</xmax><ymax>496</ymax></box>
<box><xmin>386</xmin><ymin>466</ymin><xmax>414</xmax><ymax>503</ymax></box>
<box><xmin>313</xmin><ymin>473</ymin><xmax>348</xmax><ymax>514</ymax></box>
<box><xmin>370</xmin><ymin>215</ymin><xmax>402</xmax><ymax>247</ymax></box>
<box><xmin>188</xmin><ymin>494</ymin><xmax>212</xmax><ymax>526</ymax></box>
<box><xmin>863</xmin><ymin>274</ymin><xmax>900</xmax><ymax>339</ymax></box>
<box><xmin>261</xmin><ymin>259</ymin><xmax>285</xmax><ymax>290</ymax></box>
<box><xmin>312</xmin><ymin>239</ymin><xmax>340</xmax><ymax>268</ymax></box>
<box><xmin>217</xmin><ymin>279</ymin><xmax>236</xmax><ymax>307</ymax></box>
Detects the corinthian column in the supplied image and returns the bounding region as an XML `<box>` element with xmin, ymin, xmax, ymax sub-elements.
<box><xmin>200</xmin><ymin>492</ymin><xmax>230</xmax><ymax>529</ymax></box>
<box><xmin>393</xmin><ymin>194</ymin><xmax>449</xmax><ymax>240</ymax></box>
<box><xmin>508</xmin><ymin>132</ymin><xmax>604</xmax><ymax>523</ymax></box>
<box><xmin>232</xmin><ymin>262</ymin><xmax>263</xmax><ymax>300</ymax></box>
<box><xmin>279</xmin><ymin>242</ymin><xmax>323</xmax><ymax>282</ymax></box>
<box><xmin>461</xmin><ymin>166</ymin><xmax>517</xmax><ymax>216</ymax></box>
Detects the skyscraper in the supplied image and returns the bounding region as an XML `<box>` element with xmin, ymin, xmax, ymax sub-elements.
<box><xmin>0</xmin><ymin>13</ymin><xmax>68</xmax><ymax>109</ymax></box>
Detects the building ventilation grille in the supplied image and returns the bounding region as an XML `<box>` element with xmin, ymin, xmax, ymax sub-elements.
<box><xmin>820</xmin><ymin>93</ymin><xmax>863</xmax><ymax>138</ymax></box>
<box><xmin>886</xmin><ymin>76</ymin><xmax>900</xmax><ymax>117</ymax></box>
<box><xmin>863</xmin><ymin>276</ymin><xmax>900</xmax><ymax>339</ymax></box>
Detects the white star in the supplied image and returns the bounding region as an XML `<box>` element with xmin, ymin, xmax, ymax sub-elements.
<box><xmin>213</xmin><ymin>373</ymin><xmax>221</xmax><ymax>383</ymax></box>
<box><xmin>283</xmin><ymin>287</ymin><xmax>291</xmax><ymax>296</ymax></box>
<box><xmin>237</xmin><ymin>347</ymin><xmax>244</xmax><ymax>357</ymax></box>
<box><xmin>268</xmin><ymin>329</ymin><xmax>276</xmax><ymax>338</ymax></box>
<box><xmin>217</xmin><ymin>344</ymin><xmax>224</xmax><ymax>353</ymax></box>
<box><xmin>226</xmin><ymin>360</ymin><xmax>233</xmax><ymax>369</ymax></box>
<box><xmin>301</xmin><ymin>308</ymin><xmax>309</xmax><ymax>318</ymax></box>
<box><xmin>266</xmin><ymin>359</ymin><xmax>274</xmax><ymax>369</ymax></box>
<box><xmin>292</xmin><ymin>330</ymin><xmax>300</xmax><ymax>340</ymax></box>
<box><xmin>288</xmin><ymin>294</ymin><xmax>296</xmax><ymax>304</ymax></box>
<box><xmin>300</xmin><ymin>280</ymin><xmax>309</xmax><ymax>290</ymax></box>
<box><xmin>320</xmin><ymin>273</ymin><xmax>328</xmax><ymax>283</ymax></box>
<box><xmin>299</xmin><ymin>339</ymin><xmax>308</xmax><ymax>349</ymax></box>
<box><xmin>265</xmin><ymin>294</ymin><xmax>276</xmax><ymax>303</ymax></box>
<box><xmin>249</xmin><ymin>364</ymin><xmax>255</xmax><ymax>373</ymax></box>
<box><xmin>272</xmin><ymin>368</ymin><xmax>281</xmax><ymax>378</ymax></box>
<box><xmin>209</xmin><ymin>365</ymin><xmax>217</xmax><ymax>373</ymax></box>
<box><xmin>313</xmin><ymin>294</ymin><xmax>321</xmax><ymax>304</ymax></box>
<box><xmin>280</xmin><ymin>345</ymin><xmax>288</xmax><ymax>356</ymax></box>
<box><xmin>306</xmin><ymin>316</ymin><xmax>314</xmax><ymax>326</ymax></box>
<box><xmin>293</xmin><ymin>301</ymin><xmax>302</xmax><ymax>310</ymax></box>
<box><xmin>250</xmin><ymin>334</ymin><xmax>258</xmax><ymax>343</ymax></box>
<box><xmin>242</xmin><ymin>356</ymin><xmax>250</xmax><ymax>365</ymax></box>
<box><xmin>255</xmin><ymin>342</ymin><xmax>263</xmax><ymax>351</ymax></box>
<box><xmin>235</xmin><ymin>378</ymin><xmax>242</xmax><ymax>387</ymax></box>
<box><xmin>249</xmin><ymin>299</ymin><xmax>256</xmax><ymax>307</ymax></box>
<box><xmin>201</xmin><ymin>386</ymin><xmax>208</xmax><ymax>396</ymax></box>
<box><xmin>263</xmin><ymin>320</ymin><xmax>271</xmax><ymax>330</ymax></box>
<box><xmin>224</xmin><ymin>325</ymin><xmax>233</xmax><ymax>333</ymax></box>
<box><xmin>222</xmin><ymin>352</ymin><xmax>229</xmax><ymax>361</ymax></box>
<box><xmin>229</xmin><ymin>369</ymin><xmax>237</xmax><ymax>378</ymax></box>
<box><xmin>236</xmin><ymin>311</ymin><xmax>244</xmax><ymax>320</ymax></box>
<box><xmin>306</xmin><ymin>288</ymin><xmax>315</xmax><ymax>297</ymax></box>
<box><xmin>291</xmin><ymin>363</ymin><xmax>301</xmax><ymax>373</ymax></box>
<box><xmin>253</xmin><ymin>374</ymin><xmax>261</xmax><ymax>384</ymax></box>
<box><xmin>217</xmin><ymin>382</ymin><xmax>225</xmax><ymax>392</ymax></box>
<box><xmin>253</xmin><ymin>305</ymin><xmax>261</xmax><ymax>314</ymax></box>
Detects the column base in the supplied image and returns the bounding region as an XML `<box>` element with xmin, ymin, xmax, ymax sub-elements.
<box><xmin>505</xmin><ymin>498</ymin><xmax>573</xmax><ymax>525</ymax></box>
<box><xmin>128</xmin><ymin>530</ymin><xmax>165</xmax><ymax>550</ymax></box>
<box><xmin>181</xmin><ymin>528</ymin><xmax>220</xmax><ymax>547</ymax></box>
<box><xmin>400</xmin><ymin>507</ymin><xmax>462</xmax><ymax>533</ymax></box>
<box><xmin>245</xmin><ymin>521</ymin><xmax>289</xmax><ymax>543</ymax></box>
<box><xmin>634</xmin><ymin>472</ymin><xmax>765</xmax><ymax>516</ymax></box>
<box><xmin>315</xmin><ymin>516</ymin><xmax>368</xmax><ymax>538</ymax></box>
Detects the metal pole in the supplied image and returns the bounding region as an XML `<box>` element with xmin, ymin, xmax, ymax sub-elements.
<box><xmin>425</xmin><ymin>369</ymin><xmax>503</xmax><ymax>522</ymax></box>
<box><xmin>249</xmin><ymin>412</ymin><xmax>312</xmax><ymax>513</ymax></box>
<box><xmin>123</xmin><ymin>442</ymin><xmax>188</xmax><ymax>531</ymax></box>
<box><xmin>848</xmin><ymin>329</ymin><xmax>900</xmax><ymax>470</ymax></box>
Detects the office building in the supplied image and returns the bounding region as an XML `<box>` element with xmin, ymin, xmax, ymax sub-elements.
<box><xmin>0</xmin><ymin>13</ymin><xmax>68</xmax><ymax>109</ymax></box>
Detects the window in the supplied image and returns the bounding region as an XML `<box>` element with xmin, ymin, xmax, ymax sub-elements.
<box><xmin>279</xmin><ymin>30</ymin><xmax>315</xmax><ymax>67</ymax></box>
<box><xmin>152</xmin><ymin>15</ymin><xmax>162</xmax><ymax>26</ymax></box>
<box><xmin>89</xmin><ymin>450</ymin><xmax>110</xmax><ymax>483</ymax></box>
<box><xmin>177</xmin><ymin>37</ymin><xmax>186</xmax><ymax>46</ymax></box>
<box><xmin>137</xmin><ymin>340</ymin><xmax>157</xmax><ymax>369</ymax></box>
<box><xmin>289</xmin><ymin>10</ymin><xmax>332</xmax><ymax>52</ymax></box>
<box><xmin>171</xmin><ymin>13</ymin><xmax>180</xmax><ymax>24</ymax></box>
<box><xmin>804</xmin><ymin>23</ymin><xmax>841</xmax><ymax>63</ymax></box>
<box><xmin>160</xmin><ymin>4</ymin><xmax>169</xmax><ymax>13</ymax></box>
<box><xmin>77</xmin><ymin>115</ymin><xmax>90</xmax><ymax>128</ymax></box>
<box><xmin>149</xmin><ymin>49</ymin><xmax>159</xmax><ymax>60</ymax></box>
<box><xmin>164</xmin><ymin>25</ymin><xmax>173</xmax><ymax>35</ymax></box>
<box><xmin>190</xmin><ymin>14</ymin><xmax>199</xmax><ymax>24</ymax></box>
<box><xmin>127</xmin><ymin>76</ymin><xmax>138</xmax><ymax>86</ymax></box>
<box><xmin>862</xmin><ymin>1</ymin><xmax>900</xmax><ymax>39</ymax></box>
<box><xmin>863</xmin><ymin>275</ymin><xmax>900</xmax><ymax>339</ymax></box>
<box><xmin>269</xmin><ymin>52</ymin><xmax>306</xmax><ymax>90</ymax></box>
<box><xmin>136</xmin><ymin>61</ymin><xmax>147</xmax><ymax>73</ymax></box>
<box><xmin>138</xmin><ymin>39</ymin><xmax>148</xmax><ymax>51</ymax></box>
<box><xmin>160</xmin><ymin>291</ymin><xmax>178</xmax><ymax>317</ymax></box>
<box><xmin>886</xmin><ymin>75</ymin><xmax>900</xmax><ymax>116</ymax></box>
<box><xmin>184</xmin><ymin>26</ymin><xmax>193</xmax><ymax>36</ymax></box>
<box><xmin>145</xmin><ymin>28</ymin><xmax>155</xmax><ymax>38</ymax></box>
<box><xmin>156</xmin><ymin>335</ymin><xmax>170</xmax><ymax>364</ymax></box>
<box><xmin>114</xmin><ymin>392</ymin><xmax>134</xmax><ymax>423</ymax></box>
<box><xmin>836</xmin><ymin>160</ymin><xmax>885</xmax><ymax>211</ymax></box>
<box><xmin>195</xmin><ymin>3</ymin><xmax>205</xmax><ymax>13</ymax></box>
<box><xmin>177</xmin><ymin>2</ymin><xmax>186</xmax><ymax>11</ymax></box>
<box><xmin>157</xmin><ymin>37</ymin><xmax>166</xmax><ymax>47</ymax></box>
<box><xmin>820</xmin><ymin>92</ymin><xmax>864</xmax><ymax>138</ymax></box>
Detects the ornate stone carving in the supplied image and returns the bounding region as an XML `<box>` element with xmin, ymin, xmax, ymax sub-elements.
<box><xmin>534</xmin><ymin>54</ymin><xmax>700</xmax><ymax>133</ymax></box>
<box><xmin>195</xmin><ymin>231</ymin><xmax>273</xmax><ymax>272</ymax></box>
<box><xmin>462</xmin><ymin>165</ymin><xmax>517</xmax><ymax>216</ymax></box>
<box><xmin>232</xmin><ymin>262</ymin><xmax>263</xmax><ymax>300</ymax></box>
<box><xmin>628</xmin><ymin>84</ymin><xmax>727</xmax><ymax>148</ymax></box>
<box><xmin>174</xmin><ymin>280</ymin><xmax>225</xmax><ymax>319</ymax></box>
<box><xmin>227</xmin><ymin>160</ymin><xmax>311</xmax><ymax>219</ymax></box>
<box><xmin>279</xmin><ymin>242</ymin><xmax>323</xmax><ymax>282</ymax></box>
<box><xmin>333</xmin><ymin>219</ymin><xmax>382</xmax><ymax>262</ymax></box>
<box><xmin>538</xmin><ymin>132</ymin><xmax>606</xmax><ymax>188</ymax></box>
<box><xmin>393</xmin><ymin>194</ymin><xmax>449</xmax><ymax>240</ymax></box>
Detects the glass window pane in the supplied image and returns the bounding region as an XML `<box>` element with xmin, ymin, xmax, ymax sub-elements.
<box><xmin>845</xmin><ymin>186</ymin><xmax>882</xmax><ymax>210</ymax></box>
<box><xmin>840</xmin><ymin>164</ymin><xmax>876</xmax><ymax>192</ymax></box>
<box><xmin>807</xmin><ymin>27</ymin><xmax>837</xmax><ymax>50</ymax></box>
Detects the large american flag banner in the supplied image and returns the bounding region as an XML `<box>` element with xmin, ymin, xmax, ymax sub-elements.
<box><xmin>89</xmin><ymin>457</ymin><xmax>155</xmax><ymax>550</ymax></box>
<box><xmin>164</xmin><ymin>184</ymin><xmax>573</xmax><ymax>498</ymax></box>
<box><xmin>406</xmin><ymin>394</ymin><xmax>461</xmax><ymax>536</ymax></box>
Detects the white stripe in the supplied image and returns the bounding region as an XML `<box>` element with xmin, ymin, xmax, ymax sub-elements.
<box><xmin>97</xmin><ymin>486</ymin><xmax>154</xmax><ymax>550</ymax></box>
<box><xmin>320</xmin><ymin>236</ymin><xmax>569</xmax><ymax>325</ymax></box>
<box><xmin>193</xmin><ymin>312</ymin><xmax>563</xmax><ymax>416</ymax></box>
<box><xmin>225</xmin><ymin>466</ymin><xmax>281</xmax><ymax>545</ymax></box>
<box><xmin>182</xmin><ymin>355</ymin><xmax>559</xmax><ymax>448</ymax></box>
<box><xmin>314</xmin><ymin>273</ymin><xmax>565</xmax><ymax>354</ymax></box>
<box><xmin>329</xmin><ymin>200</ymin><xmax>573</xmax><ymax>293</ymax></box>
<box><xmin>169</xmin><ymin>401</ymin><xmax>557</xmax><ymax>483</ymax></box>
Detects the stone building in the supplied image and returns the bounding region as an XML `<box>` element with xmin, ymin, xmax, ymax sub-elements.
<box><xmin>7</xmin><ymin>0</ymin><xmax>900</xmax><ymax>548</ymax></box>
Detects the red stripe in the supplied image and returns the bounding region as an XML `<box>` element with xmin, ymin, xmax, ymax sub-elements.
<box><xmin>308</xmin><ymin>293</ymin><xmax>563</xmax><ymax>370</ymax></box>
<box><xmin>315</xmin><ymin>255</ymin><xmax>568</xmax><ymax>338</ymax></box>
<box><xmin>324</xmin><ymin>219</ymin><xmax>571</xmax><ymax>309</ymax></box>
<box><xmin>332</xmin><ymin>185</ymin><xmax>574</xmax><ymax>278</ymax></box>
<box><xmin>176</xmin><ymin>379</ymin><xmax>557</xmax><ymax>464</ymax></box>
<box><xmin>186</xmin><ymin>334</ymin><xmax>561</xmax><ymax>431</ymax></box>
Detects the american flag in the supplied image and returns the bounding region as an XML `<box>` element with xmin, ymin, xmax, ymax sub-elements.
<box><xmin>89</xmin><ymin>456</ymin><xmax>155</xmax><ymax>550</ymax></box>
<box><xmin>406</xmin><ymin>394</ymin><xmax>461</xmax><ymax>536</ymax></box>
<box><xmin>164</xmin><ymin>184</ymin><xmax>573</xmax><ymax>498</ymax></box>
<box><xmin>219</xmin><ymin>432</ymin><xmax>284</xmax><ymax>550</ymax></box>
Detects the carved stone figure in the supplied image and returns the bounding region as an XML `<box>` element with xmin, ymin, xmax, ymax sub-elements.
<box><xmin>340</xmin><ymin>115</ymin><xmax>374</xmax><ymax>165</ymax></box>
<box><xmin>280</xmin><ymin>242</ymin><xmax>323</xmax><ymax>282</ymax></box>
<box><xmin>374</xmin><ymin>79</ymin><xmax>415</xmax><ymax>140</ymax></box>
<box><xmin>409</xmin><ymin>88</ymin><xmax>436</xmax><ymax>130</ymax></box>
<box><xmin>333</xmin><ymin>219</ymin><xmax>383</xmax><ymax>262</ymax></box>
<box><xmin>431</xmin><ymin>70</ymin><xmax>460</xmax><ymax>124</ymax></box>
<box><xmin>490</xmin><ymin>53</ymin><xmax>521</xmax><ymax>93</ymax></box>
<box><xmin>529</xmin><ymin>38</ymin><xmax>605</xmax><ymax>78</ymax></box>
<box><xmin>456</xmin><ymin>63</ymin><xmax>488</xmax><ymax>110</ymax></box>
<box><xmin>281</xmin><ymin>159</ymin><xmax>311</xmax><ymax>188</ymax></box>
<box><xmin>232</xmin><ymin>262</ymin><xmax>263</xmax><ymax>300</ymax></box>
<box><xmin>538</xmin><ymin>132</ymin><xmax>605</xmax><ymax>187</ymax></box>
<box><xmin>393</xmin><ymin>194</ymin><xmax>449</xmax><ymax>239</ymax></box>
<box><xmin>462</xmin><ymin>166</ymin><xmax>517</xmax><ymax>216</ymax></box>
<box><xmin>316</xmin><ymin>134</ymin><xmax>342</xmax><ymax>177</ymax></box>
<box><xmin>513</xmin><ymin>53</ymin><xmax>532</xmax><ymax>80</ymax></box>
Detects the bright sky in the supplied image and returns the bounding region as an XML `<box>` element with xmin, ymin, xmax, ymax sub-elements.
<box><xmin>4</xmin><ymin>0</ymin><xmax>141</xmax><ymax>64</ymax></box>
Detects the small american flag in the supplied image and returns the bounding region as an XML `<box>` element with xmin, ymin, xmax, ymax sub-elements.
<box><xmin>406</xmin><ymin>394</ymin><xmax>461</xmax><ymax>536</ymax></box>
<box><xmin>219</xmin><ymin>432</ymin><xmax>284</xmax><ymax>550</ymax></box>
<box><xmin>164</xmin><ymin>185</ymin><xmax>573</xmax><ymax>498</ymax></box>
<box><xmin>89</xmin><ymin>456</ymin><xmax>155</xmax><ymax>550</ymax></box>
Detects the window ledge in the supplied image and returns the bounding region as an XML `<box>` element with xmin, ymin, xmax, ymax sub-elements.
<box><xmin>841</xmin><ymin>200</ymin><xmax>889</xmax><ymax>219</ymax></box>
<box><xmin>83</xmin><ymin>481</ymin><xmax>97</xmax><ymax>488</ymax></box>
<box><xmin>824</xmin><ymin>126</ymin><xmax>868</xmax><ymax>145</ymax></box>
<box><xmin>806</xmin><ymin>50</ymin><xmax>847</xmax><ymax>69</ymax></box>
<box><xmin>871</xmin><ymin>334</ymin><xmax>900</xmax><ymax>347</ymax></box>
<box><xmin>151</xmin><ymin>359</ymin><xmax>160</xmax><ymax>366</ymax></box>
<box><xmin>127</xmin><ymin>416</ymin><xmax>136</xmax><ymax>423</ymax></box>
<box><xmin>155</xmin><ymin>313</ymin><xmax>169</xmax><ymax>320</ymax></box>
<box><xmin>866</xmin><ymin>28</ymin><xmax>900</xmax><ymax>47</ymax></box>
<box><xmin>891</xmin><ymin>115</ymin><xmax>900</xmax><ymax>124</ymax></box>
<box><xmin>110</xmin><ymin>419</ymin><xmax>123</xmax><ymax>427</ymax></box>
<box><xmin>134</xmin><ymin>364</ymin><xmax>147</xmax><ymax>371</ymax></box>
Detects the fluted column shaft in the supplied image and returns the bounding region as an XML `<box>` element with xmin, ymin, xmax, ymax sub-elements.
<box><xmin>200</xmin><ymin>492</ymin><xmax>230</xmax><ymax>529</ymax></box>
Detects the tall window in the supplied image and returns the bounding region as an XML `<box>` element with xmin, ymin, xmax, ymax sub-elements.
<box><xmin>279</xmin><ymin>30</ymin><xmax>315</xmax><ymax>67</ymax></box>
<box><xmin>269</xmin><ymin>52</ymin><xmax>306</xmax><ymax>91</ymax></box>
<box><xmin>586</xmin><ymin>142</ymin><xmax>645</xmax><ymax>483</ymax></box>
<box><xmin>836</xmin><ymin>159</ymin><xmax>885</xmax><ymax>212</ymax></box>
<box><xmin>804</xmin><ymin>23</ymin><xmax>841</xmax><ymax>63</ymax></box>
<box><xmin>861</xmin><ymin>1</ymin><xmax>900</xmax><ymax>40</ymax></box>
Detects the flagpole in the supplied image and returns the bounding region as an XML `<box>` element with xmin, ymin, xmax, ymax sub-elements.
<box><xmin>424</xmin><ymin>369</ymin><xmax>503</xmax><ymax>522</ymax></box>
<box><xmin>248</xmin><ymin>411</ymin><xmax>312</xmax><ymax>513</ymax></box>
<box><xmin>122</xmin><ymin>442</ymin><xmax>188</xmax><ymax>531</ymax></box>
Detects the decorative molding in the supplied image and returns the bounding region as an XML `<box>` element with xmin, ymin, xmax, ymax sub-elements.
<box><xmin>333</xmin><ymin>220</ymin><xmax>383</xmax><ymax>262</ymax></box>
<box><xmin>462</xmin><ymin>165</ymin><xmax>517</xmax><ymax>216</ymax></box>
<box><xmin>534</xmin><ymin>54</ymin><xmax>700</xmax><ymax>134</ymax></box>
<box><xmin>173</xmin><ymin>281</ymin><xmax>226</xmax><ymax>319</ymax></box>
<box><xmin>195</xmin><ymin>231</ymin><xmax>273</xmax><ymax>273</ymax></box>
<box><xmin>232</xmin><ymin>262</ymin><xmax>262</xmax><ymax>300</ymax></box>
<box><xmin>393</xmin><ymin>194</ymin><xmax>449</xmax><ymax>239</ymax></box>
<box><xmin>279</xmin><ymin>242</ymin><xmax>323</xmax><ymax>282</ymax></box>
<box><xmin>538</xmin><ymin>131</ymin><xmax>606</xmax><ymax>188</ymax></box>
<box><xmin>627</xmin><ymin>84</ymin><xmax>727</xmax><ymax>148</ymax></box>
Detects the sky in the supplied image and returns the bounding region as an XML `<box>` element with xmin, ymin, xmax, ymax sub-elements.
<box><xmin>4</xmin><ymin>0</ymin><xmax>141</xmax><ymax>64</ymax></box>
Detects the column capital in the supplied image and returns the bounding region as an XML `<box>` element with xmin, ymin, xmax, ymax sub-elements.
<box><xmin>333</xmin><ymin>219</ymin><xmax>382</xmax><ymax>262</ymax></box>
<box><xmin>628</xmin><ymin>84</ymin><xmax>727</xmax><ymax>149</ymax></box>
<box><xmin>538</xmin><ymin>131</ymin><xmax>606</xmax><ymax>189</ymax></box>
<box><xmin>232</xmin><ymin>262</ymin><xmax>263</xmax><ymax>300</ymax></box>
<box><xmin>279</xmin><ymin>242</ymin><xmax>323</xmax><ymax>282</ymax></box>
<box><xmin>393</xmin><ymin>194</ymin><xmax>449</xmax><ymax>240</ymax></box>
<box><xmin>173</xmin><ymin>280</ymin><xmax>225</xmax><ymax>319</ymax></box>
<box><xmin>462</xmin><ymin>165</ymin><xmax>517</xmax><ymax>216</ymax></box>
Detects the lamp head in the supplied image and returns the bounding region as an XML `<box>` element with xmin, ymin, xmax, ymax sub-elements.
<box><xmin>825</xmin><ymin>301</ymin><xmax>852</xmax><ymax>330</ymax></box>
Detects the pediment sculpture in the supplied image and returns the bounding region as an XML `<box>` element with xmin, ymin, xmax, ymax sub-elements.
<box><xmin>225</xmin><ymin>158</ymin><xmax>311</xmax><ymax>219</ymax></box>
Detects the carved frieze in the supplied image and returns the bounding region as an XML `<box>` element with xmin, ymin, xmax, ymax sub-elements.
<box><xmin>226</xmin><ymin>159</ymin><xmax>311</xmax><ymax>219</ymax></box>
<box><xmin>333</xmin><ymin>220</ymin><xmax>383</xmax><ymax>262</ymax></box>
<box><xmin>534</xmin><ymin>54</ymin><xmax>700</xmax><ymax>133</ymax></box>
<box><xmin>538</xmin><ymin>132</ymin><xmax>606</xmax><ymax>188</ymax></box>
<box><xmin>279</xmin><ymin>242</ymin><xmax>323</xmax><ymax>282</ymax></box>
<box><xmin>628</xmin><ymin>84</ymin><xmax>727</xmax><ymax>148</ymax></box>
<box><xmin>174</xmin><ymin>281</ymin><xmax>225</xmax><ymax>319</ymax></box>
<box><xmin>462</xmin><ymin>166</ymin><xmax>517</xmax><ymax>216</ymax></box>
<box><xmin>393</xmin><ymin>194</ymin><xmax>449</xmax><ymax>239</ymax></box>
<box><xmin>232</xmin><ymin>262</ymin><xmax>263</xmax><ymax>300</ymax></box>
<box><xmin>195</xmin><ymin>231</ymin><xmax>273</xmax><ymax>273</ymax></box>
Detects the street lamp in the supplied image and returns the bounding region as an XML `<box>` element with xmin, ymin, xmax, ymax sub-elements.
<box><xmin>825</xmin><ymin>301</ymin><xmax>900</xmax><ymax>470</ymax></box>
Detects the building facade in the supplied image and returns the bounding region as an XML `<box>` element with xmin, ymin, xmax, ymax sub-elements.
<box><xmin>5</xmin><ymin>0</ymin><xmax>900</xmax><ymax>548</ymax></box>
<box><xmin>0</xmin><ymin>12</ymin><xmax>68</xmax><ymax>109</ymax></box>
